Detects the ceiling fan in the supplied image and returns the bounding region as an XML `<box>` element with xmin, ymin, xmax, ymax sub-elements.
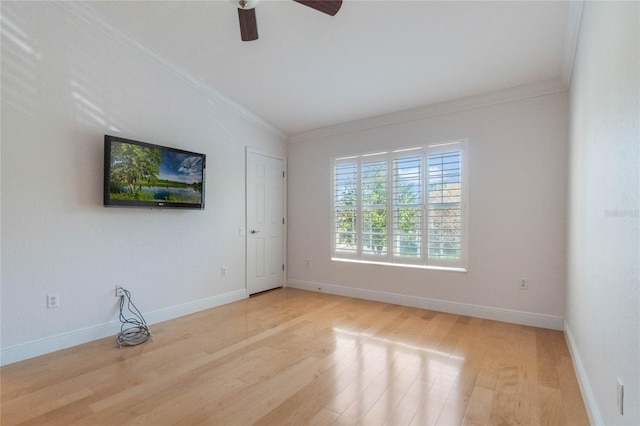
<box><xmin>232</xmin><ymin>0</ymin><xmax>343</xmax><ymax>41</ymax></box>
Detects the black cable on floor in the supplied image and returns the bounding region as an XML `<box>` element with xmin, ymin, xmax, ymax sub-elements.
<box><xmin>117</xmin><ymin>288</ymin><xmax>151</xmax><ymax>347</ymax></box>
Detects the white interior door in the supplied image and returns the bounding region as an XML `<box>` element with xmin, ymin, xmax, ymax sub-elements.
<box><xmin>247</xmin><ymin>150</ymin><xmax>285</xmax><ymax>295</ymax></box>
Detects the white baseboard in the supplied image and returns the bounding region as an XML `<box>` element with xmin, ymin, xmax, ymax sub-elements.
<box><xmin>287</xmin><ymin>279</ymin><xmax>564</xmax><ymax>330</ymax></box>
<box><xmin>0</xmin><ymin>289</ymin><xmax>247</xmax><ymax>366</ymax></box>
<box><xmin>564</xmin><ymin>319</ymin><xmax>603</xmax><ymax>425</ymax></box>
<box><xmin>142</xmin><ymin>289</ymin><xmax>247</xmax><ymax>326</ymax></box>
<box><xmin>1</xmin><ymin>283</ymin><xmax>564</xmax><ymax>366</ymax></box>
<box><xmin>0</xmin><ymin>321</ymin><xmax>122</xmax><ymax>367</ymax></box>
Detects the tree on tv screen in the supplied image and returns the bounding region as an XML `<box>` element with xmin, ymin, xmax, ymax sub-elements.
<box><xmin>110</xmin><ymin>142</ymin><xmax>162</xmax><ymax>198</ymax></box>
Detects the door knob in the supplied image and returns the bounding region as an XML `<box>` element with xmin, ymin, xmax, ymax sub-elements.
<box><xmin>250</xmin><ymin>229</ymin><xmax>260</xmax><ymax>234</ymax></box>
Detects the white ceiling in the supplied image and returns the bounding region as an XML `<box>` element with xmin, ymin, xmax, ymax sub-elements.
<box><xmin>77</xmin><ymin>0</ymin><xmax>571</xmax><ymax>136</ymax></box>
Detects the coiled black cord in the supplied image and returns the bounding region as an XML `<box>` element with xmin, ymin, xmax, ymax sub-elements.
<box><xmin>117</xmin><ymin>288</ymin><xmax>151</xmax><ymax>347</ymax></box>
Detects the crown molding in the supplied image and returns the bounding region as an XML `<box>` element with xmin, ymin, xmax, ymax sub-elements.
<box><xmin>53</xmin><ymin>1</ymin><xmax>287</xmax><ymax>142</ymax></box>
<box><xmin>53</xmin><ymin>0</ymin><xmax>579</xmax><ymax>146</ymax></box>
<box><xmin>288</xmin><ymin>78</ymin><xmax>568</xmax><ymax>144</ymax></box>
<box><xmin>561</xmin><ymin>0</ymin><xmax>585</xmax><ymax>86</ymax></box>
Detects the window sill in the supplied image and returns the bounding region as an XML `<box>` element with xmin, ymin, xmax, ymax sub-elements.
<box><xmin>331</xmin><ymin>257</ymin><xmax>467</xmax><ymax>273</ymax></box>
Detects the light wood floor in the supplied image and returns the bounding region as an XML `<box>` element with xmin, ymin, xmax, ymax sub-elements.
<box><xmin>1</xmin><ymin>288</ymin><xmax>589</xmax><ymax>425</ymax></box>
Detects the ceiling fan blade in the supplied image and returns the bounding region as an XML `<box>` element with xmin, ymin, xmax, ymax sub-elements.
<box><xmin>293</xmin><ymin>0</ymin><xmax>342</xmax><ymax>16</ymax></box>
<box><xmin>238</xmin><ymin>7</ymin><xmax>258</xmax><ymax>41</ymax></box>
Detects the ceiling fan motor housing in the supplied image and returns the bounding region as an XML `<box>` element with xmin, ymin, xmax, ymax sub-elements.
<box><xmin>235</xmin><ymin>0</ymin><xmax>260</xmax><ymax>10</ymax></box>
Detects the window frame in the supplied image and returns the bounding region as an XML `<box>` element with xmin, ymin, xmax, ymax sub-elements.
<box><xmin>331</xmin><ymin>140</ymin><xmax>468</xmax><ymax>271</ymax></box>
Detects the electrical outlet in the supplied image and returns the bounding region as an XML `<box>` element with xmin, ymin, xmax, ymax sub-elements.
<box><xmin>519</xmin><ymin>278</ymin><xmax>528</xmax><ymax>290</ymax></box>
<box><xmin>617</xmin><ymin>378</ymin><xmax>624</xmax><ymax>415</ymax></box>
<box><xmin>221</xmin><ymin>267</ymin><xmax>227</xmax><ymax>277</ymax></box>
<box><xmin>115</xmin><ymin>286</ymin><xmax>125</xmax><ymax>297</ymax></box>
<box><xmin>47</xmin><ymin>294</ymin><xmax>59</xmax><ymax>309</ymax></box>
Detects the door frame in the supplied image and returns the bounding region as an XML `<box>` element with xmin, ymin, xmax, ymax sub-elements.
<box><xmin>245</xmin><ymin>147</ymin><xmax>287</xmax><ymax>295</ymax></box>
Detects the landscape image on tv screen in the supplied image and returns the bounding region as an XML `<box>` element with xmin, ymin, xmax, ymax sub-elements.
<box><xmin>107</xmin><ymin>139</ymin><xmax>204</xmax><ymax>207</ymax></box>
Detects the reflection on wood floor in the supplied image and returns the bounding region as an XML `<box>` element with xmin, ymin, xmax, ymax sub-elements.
<box><xmin>1</xmin><ymin>288</ymin><xmax>589</xmax><ymax>425</ymax></box>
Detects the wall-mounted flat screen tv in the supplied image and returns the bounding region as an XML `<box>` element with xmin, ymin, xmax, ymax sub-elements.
<box><xmin>104</xmin><ymin>135</ymin><xmax>205</xmax><ymax>209</ymax></box>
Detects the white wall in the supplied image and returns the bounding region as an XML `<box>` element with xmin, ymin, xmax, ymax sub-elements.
<box><xmin>1</xmin><ymin>2</ymin><xmax>286</xmax><ymax>364</ymax></box>
<box><xmin>566</xmin><ymin>1</ymin><xmax>639</xmax><ymax>425</ymax></box>
<box><xmin>287</xmin><ymin>90</ymin><xmax>569</xmax><ymax>327</ymax></box>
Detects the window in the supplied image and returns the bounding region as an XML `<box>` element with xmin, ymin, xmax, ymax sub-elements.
<box><xmin>332</xmin><ymin>140</ymin><xmax>467</xmax><ymax>270</ymax></box>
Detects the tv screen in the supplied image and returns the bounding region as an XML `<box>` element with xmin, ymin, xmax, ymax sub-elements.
<box><xmin>104</xmin><ymin>135</ymin><xmax>205</xmax><ymax>209</ymax></box>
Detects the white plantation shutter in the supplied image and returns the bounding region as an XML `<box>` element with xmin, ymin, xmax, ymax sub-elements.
<box><xmin>427</xmin><ymin>146</ymin><xmax>464</xmax><ymax>267</ymax></box>
<box><xmin>361</xmin><ymin>157</ymin><xmax>387</xmax><ymax>258</ymax></box>
<box><xmin>333</xmin><ymin>160</ymin><xmax>358</xmax><ymax>257</ymax></box>
<box><xmin>332</xmin><ymin>141</ymin><xmax>467</xmax><ymax>270</ymax></box>
<box><xmin>393</xmin><ymin>154</ymin><xmax>423</xmax><ymax>262</ymax></box>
